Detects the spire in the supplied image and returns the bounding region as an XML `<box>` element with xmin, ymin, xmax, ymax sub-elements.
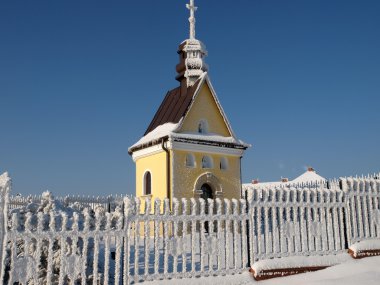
<box><xmin>186</xmin><ymin>0</ymin><xmax>197</xmax><ymax>39</ymax></box>
<box><xmin>176</xmin><ymin>0</ymin><xmax>208</xmax><ymax>90</ymax></box>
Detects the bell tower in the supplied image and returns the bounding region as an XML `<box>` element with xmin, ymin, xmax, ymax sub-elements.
<box><xmin>176</xmin><ymin>0</ymin><xmax>208</xmax><ymax>92</ymax></box>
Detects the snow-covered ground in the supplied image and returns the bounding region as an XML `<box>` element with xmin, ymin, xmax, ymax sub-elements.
<box><xmin>144</xmin><ymin>256</ymin><xmax>380</xmax><ymax>285</ymax></box>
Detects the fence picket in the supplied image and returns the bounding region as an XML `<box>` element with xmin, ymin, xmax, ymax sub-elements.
<box><xmin>224</xmin><ymin>199</ymin><xmax>231</xmax><ymax>270</ymax></box>
<box><xmin>190</xmin><ymin>198</ymin><xmax>197</xmax><ymax>275</ymax></box>
<box><xmin>181</xmin><ymin>198</ymin><xmax>188</xmax><ymax>274</ymax></box>
<box><xmin>241</xmin><ymin>199</ymin><xmax>248</xmax><ymax>268</ymax></box>
<box><xmin>216</xmin><ymin>198</ymin><xmax>223</xmax><ymax>271</ymax></box>
<box><xmin>232</xmin><ymin>199</ymin><xmax>239</xmax><ymax>270</ymax></box>
<box><xmin>154</xmin><ymin>199</ymin><xmax>161</xmax><ymax>276</ymax></box>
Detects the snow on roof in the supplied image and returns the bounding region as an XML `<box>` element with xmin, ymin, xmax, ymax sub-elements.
<box><xmin>129</xmin><ymin>72</ymin><xmax>251</xmax><ymax>153</ymax></box>
<box><xmin>244</xmin><ymin>168</ymin><xmax>326</xmax><ymax>189</ymax></box>
<box><xmin>292</xmin><ymin>169</ymin><xmax>326</xmax><ymax>184</ymax></box>
<box><xmin>0</xmin><ymin>172</ymin><xmax>10</xmax><ymax>188</ymax></box>
<box><xmin>129</xmin><ymin>121</ymin><xmax>181</xmax><ymax>150</ymax></box>
<box><xmin>173</xmin><ymin>132</ymin><xmax>248</xmax><ymax>146</ymax></box>
<box><xmin>129</xmin><ymin>120</ymin><xmax>249</xmax><ymax>153</ymax></box>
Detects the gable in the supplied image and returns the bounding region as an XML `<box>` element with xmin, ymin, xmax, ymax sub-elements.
<box><xmin>178</xmin><ymin>80</ymin><xmax>232</xmax><ymax>137</ymax></box>
<box><xmin>144</xmin><ymin>80</ymin><xmax>201</xmax><ymax>136</ymax></box>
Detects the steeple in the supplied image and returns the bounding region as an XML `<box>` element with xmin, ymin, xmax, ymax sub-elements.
<box><xmin>176</xmin><ymin>0</ymin><xmax>208</xmax><ymax>90</ymax></box>
<box><xmin>187</xmin><ymin>0</ymin><xmax>197</xmax><ymax>39</ymax></box>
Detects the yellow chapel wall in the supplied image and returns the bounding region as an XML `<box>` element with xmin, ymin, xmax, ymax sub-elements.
<box><xmin>171</xmin><ymin>80</ymin><xmax>242</xmax><ymax>200</ymax></box>
<box><xmin>135</xmin><ymin>150</ymin><xmax>168</xmax><ymax>203</ymax></box>
<box><xmin>179</xmin><ymin>83</ymin><xmax>231</xmax><ymax>136</ymax></box>
<box><xmin>171</xmin><ymin>150</ymin><xmax>242</xmax><ymax>200</ymax></box>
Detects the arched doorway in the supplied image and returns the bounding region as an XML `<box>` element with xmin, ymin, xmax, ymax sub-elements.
<box><xmin>193</xmin><ymin>173</ymin><xmax>223</xmax><ymax>199</ymax></box>
<box><xmin>200</xmin><ymin>183</ymin><xmax>213</xmax><ymax>200</ymax></box>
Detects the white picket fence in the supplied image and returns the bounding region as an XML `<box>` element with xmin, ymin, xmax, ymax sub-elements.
<box><xmin>247</xmin><ymin>186</ymin><xmax>347</xmax><ymax>263</ymax></box>
<box><xmin>342</xmin><ymin>177</ymin><xmax>380</xmax><ymax>244</ymax></box>
<box><xmin>0</xmin><ymin>173</ymin><xmax>379</xmax><ymax>284</ymax></box>
<box><xmin>3</xmin><ymin>206</ymin><xmax>125</xmax><ymax>285</ymax></box>
<box><xmin>124</xmin><ymin>197</ymin><xmax>249</xmax><ymax>284</ymax></box>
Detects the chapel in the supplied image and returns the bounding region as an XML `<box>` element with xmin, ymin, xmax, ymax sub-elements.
<box><xmin>128</xmin><ymin>0</ymin><xmax>249</xmax><ymax>204</ymax></box>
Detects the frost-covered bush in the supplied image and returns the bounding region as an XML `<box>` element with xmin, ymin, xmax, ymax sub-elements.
<box><xmin>4</xmin><ymin>191</ymin><xmax>124</xmax><ymax>284</ymax></box>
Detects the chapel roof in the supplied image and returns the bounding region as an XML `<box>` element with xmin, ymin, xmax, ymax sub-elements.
<box><xmin>144</xmin><ymin>78</ymin><xmax>201</xmax><ymax>135</ymax></box>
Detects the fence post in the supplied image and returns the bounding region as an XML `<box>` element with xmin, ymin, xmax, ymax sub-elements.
<box><xmin>247</xmin><ymin>192</ymin><xmax>255</xmax><ymax>267</ymax></box>
<box><xmin>123</xmin><ymin>196</ymin><xmax>135</xmax><ymax>285</ymax></box>
<box><xmin>0</xmin><ymin>172</ymin><xmax>11</xmax><ymax>282</ymax></box>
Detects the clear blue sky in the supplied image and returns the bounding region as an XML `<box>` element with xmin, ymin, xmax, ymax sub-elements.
<box><xmin>1</xmin><ymin>0</ymin><xmax>379</xmax><ymax>196</ymax></box>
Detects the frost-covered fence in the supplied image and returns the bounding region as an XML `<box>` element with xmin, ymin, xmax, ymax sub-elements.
<box><xmin>248</xmin><ymin>187</ymin><xmax>347</xmax><ymax>263</ymax></box>
<box><xmin>1</xmin><ymin>172</ymin><xmax>380</xmax><ymax>284</ymax></box>
<box><xmin>9</xmin><ymin>194</ymin><xmax>125</xmax><ymax>212</ymax></box>
<box><xmin>2</xmin><ymin>200</ymin><xmax>125</xmax><ymax>284</ymax></box>
<box><xmin>342</xmin><ymin>177</ymin><xmax>380</xmax><ymax>245</ymax></box>
<box><xmin>124</xmin><ymin>197</ymin><xmax>250</xmax><ymax>284</ymax></box>
<box><xmin>0</xmin><ymin>173</ymin><xmax>11</xmax><ymax>279</ymax></box>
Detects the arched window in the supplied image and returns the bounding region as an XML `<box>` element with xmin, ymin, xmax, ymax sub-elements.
<box><xmin>186</xmin><ymin>153</ymin><xmax>196</xmax><ymax>168</ymax></box>
<box><xmin>143</xmin><ymin>171</ymin><xmax>152</xmax><ymax>196</ymax></box>
<box><xmin>202</xmin><ymin>156</ymin><xmax>213</xmax><ymax>169</ymax></box>
<box><xmin>220</xmin><ymin>157</ymin><xmax>228</xmax><ymax>170</ymax></box>
<box><xmin>198</xmin><ymin>120</ymin><xmax>208</xmax><ymax>134</ymax></box>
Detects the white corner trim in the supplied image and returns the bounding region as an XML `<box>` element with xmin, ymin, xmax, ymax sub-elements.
<box><xmin>132</xmin><ymin>144</ymin><xmax>165</xmax><ymax>162</ymax></box>
<box><xmin>168</xmin><ymin>140</ymin><xmax>244</xmax><ymax>156</ymax></box>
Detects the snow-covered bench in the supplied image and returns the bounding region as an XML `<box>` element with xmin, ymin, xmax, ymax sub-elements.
<box><xmin>250</xmin><ymin>253</ymin><xmax>351</xmax><ymax>281</ymax></box>
<box><xmin>349</xmin><ymin>239</ymin><xmax>380</xmax><ymax>259</ymax></box>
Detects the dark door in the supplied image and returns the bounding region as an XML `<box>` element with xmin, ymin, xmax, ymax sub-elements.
<box><xmin>200</xmin><ymin>183</ymin><xmax>213</xmax><ymax>200</ymax></box>
<box><xmin>200</xmin><ymin>183</ymin><xmax>213</xmax><ymax>233</ymax></box>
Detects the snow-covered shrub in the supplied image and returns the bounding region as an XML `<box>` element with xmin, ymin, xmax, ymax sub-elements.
<box><xmin>3</xmin><ymin>191</ymin><xmax>124</xmax><ymax>284</ymax></box>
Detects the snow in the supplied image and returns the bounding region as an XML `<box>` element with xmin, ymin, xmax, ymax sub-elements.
<box><xmin>292</xmin><ymin>171</ymin><xmax>326</xmax><ymax>184</ymax></box>
<box><xmin>0</xmin><ymin>171</ymin><xmax>10</xmax><ymax>187</ymax></box>
<box><xmin>350</xmin><ymin>239</ymin><xmax>380</xmax><ymax>252</ymax></box>
<box><xmin>245</xmin><ymin>169</ymin><xmax>326</xmax><ymax>189</ymax></box>
<box><xmin>129</xmin><ymin>120</ymin><xmax>249</xmax><ymax>151</ymax></box>
<box><xmin>129</xmin><ymin>121</ymin><xmax>181</xmax><ymax>149</ymax></box>
<box><xmin>172</xmin><ymin>131</ymin><xmax>242</xmax><ymax>145</ymax></box>
<box><xmin>143</xmin><ymin>256</ymin><xmax>380</xmax><ymax>285</ymax></box>
<box><xmin>251</xmin><ymin>253</ymin><xmax>351</xmax><ymax>273</ymax></box>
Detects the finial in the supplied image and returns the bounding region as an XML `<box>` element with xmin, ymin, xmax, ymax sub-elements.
<box><xmin>186</xmin><ymin>0</ymin><xmax>198</xmax><ymax>39</ymax></box>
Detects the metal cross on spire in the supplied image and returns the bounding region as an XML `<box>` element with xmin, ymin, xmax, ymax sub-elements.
<box><xmin>186</xmin><ymin>0</ymin><xmax>198</xmax><ymax>39</ymax></box>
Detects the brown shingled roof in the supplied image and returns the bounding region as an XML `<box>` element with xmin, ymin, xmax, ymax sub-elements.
<box><xmin>144</xmin><ymin>80</ymin><xmax>201</xmax><ymax>135</ymax></box>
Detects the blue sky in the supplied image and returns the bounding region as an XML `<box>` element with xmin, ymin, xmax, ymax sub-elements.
<box><xmin>1</xmin><ymin>0</ymin><xmax>379</xmax><ymax>196</ymax></box>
